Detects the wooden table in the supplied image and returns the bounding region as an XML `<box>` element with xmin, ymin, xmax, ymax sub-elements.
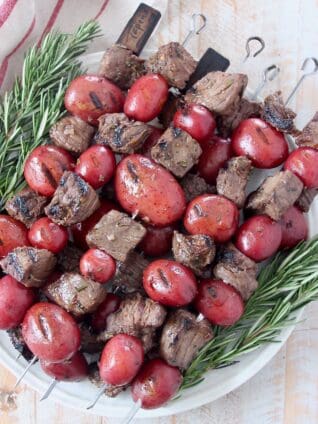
<box><xmin>1</xmin><ymin>0</ymin><xmax>318</xmax><ymax>423</ymax></box>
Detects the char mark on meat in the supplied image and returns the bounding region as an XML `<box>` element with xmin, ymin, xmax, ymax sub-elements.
<box><xmin>296</xmin><ymin>111</ymin><xmax>318</xmax><ymax>148</ymax></box>
<box><xmin>0</xmin><ymin>247</ymin><xmax>56</xmax><ymax>288</ymax></box>
<box><xmin>295</xmin><ymin>188</ymin><xmax>318</xmax><ymax>212</ymax></box>
<box><xmin>97</xmin><ymin>113</ymin><xmax>151</xmax><ymax>154</ymax></box>
<box><xmin>247</xmin><ymin>170</ymin><xmax>303</xmax><ymax>220</ymax></box>
<box><xmin>145</xmin><ymin>42</ymin><xmax>197</xmax><ymax>89</ymax></box>
<box><xmin>160</xmin><ymin>309</ymin><xmax>213</xmax><ymax>370</ymax></box>
<box><xmin>172</xmin><ymin>231</ymin><xmax>215</xmax><ymax>276</ymax></box>
<box><xmin>45</xmin><ymin>171</ymin><xmax>100</xmax><ymax>226</ymax></box>
<box><xmin>180</xmin><ymin>173</ymin><xmax>216</xmax><ymax>203</ymax></box>
<box><xmin>86</xmin><ymin>210</ymin><xmax>146</xmax><ymax>262</ymax></box>
<box><xmin>216</xmin><ymin>156</ymin><xmax>252</xmax><ymax>208</ymax></box>
<box><xmin>213</xmin><ymin>243</ymin><xmax>258</xmax><ymax>300</ymax></box>
<box><xmin>5</xmin><ymin>188</ymin><xmax>47</xmax><ymax>228</ymax></box>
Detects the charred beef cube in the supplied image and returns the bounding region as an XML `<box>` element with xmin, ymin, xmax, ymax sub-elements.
<box><xmin>213</xmin><ymin>243</ymin><xmax>258</xmax><ymax>300</ymax></box>
<box><xmin>180</xmin><ymin>173</ymin><xmax>216</xmax><ymax>202</ymax></box>
<box><xmin>79</xmin><ymin>323</ymin><xmax>104</xmax><ymax>354</ymax></box>
<box><xmin>296</xmin><ymin>112</ymin><xmax>318</xmax><ymax>148</ymax></box>
<box><xmin>0</xmin><ymin>247</ymin><xmax>56</xmax><ymax>288</ymax></box>
<box><xmin>50</xmin><ymin>116</ymin><xmax>94</xmax><ymax>156</ymax></box>
<box><xmin>7</xmin><ymin>326</ymin><xmax>34</xmax><ymax>361</ymax></box>
<box><xmin>57</xmin><ymin>243</ymin><xmax>84</xmax><ymax>273</ymax></box>
<box><xmin>151</xmin><ymin>126</ymin><xmax>202</xmax><ymax>178</ymax></box>
<box><xmin>217</xmin><ymin>98</ymin><xmax>261</xmax><ymax>137</ymax></box>
<box><xmin>5</xmin><ymin>188</ymin><xmax>47</xmax><ymax>228</ymax></box>
<box><xmin>216</xmin><ymin>156</ymin><xmax>252</xmax><ymax>208</ymax></box>
<box><xmin>97</xmin><ymin>113</ymin><xmax>151</xmax><ymax>154</ymax></box>
<box><xmin>99</xmin><ymin>44</ymin><xmax>145</xmax><ymax>90</ymax></box>
<box><xmin>145</xmin><ymin>42</ymin><xmax>197</xmax><ymax>90</ymax></box>
<box><xmin>86</xmin><ymin>210</ymin><xmax>146</xmax><ymax>262</ymax></box>
<box><xmin>45</xmin><ymin>272</ymin><xmax>106</xmax><ymax>316</ymax></box>
<box><xmin>247</xmin><ymin>170</ymin><xmax>303</xmax><ymax>220</ymax></box>
<box><xmin>45</xmin><ymin>171</ymin><xmax>100</xmax><ymax>226</ymax></box>
<box><xmin>172</xmin><ymin>231</ymin><xmax>215</xmax><ymax>276</ymax></box>
<box><xmin>112</xmin><ymin>251</ymin><xmax>149</xmax><ymax>294</ymax></box>
<box><xmin>158</xmin><ymin>92</ymin><xmax>182</xmax><ymax>128</ymax></box>
<box><xmin>88</xmin><ymin>362</ymin><xmax>127</xmax><ymax>398</ymax></box>
<box><xmin>185</xmin><ymin>71</ymin><xmax>248</xmax><ymax>115</ymax></box>
<box><xmin>295</xmin><ymin>188</ymin><xmax>318</xmax><ymax>212</ymax></box>
<box><xmin>261</xmin><ymin>91</ymin><xmax>299</xmax><ymax>135</ymax></box>
<box><xmin>160</xmin><ymin>309</ymin><xmax>213</xmax><ymax>370</ymax></box>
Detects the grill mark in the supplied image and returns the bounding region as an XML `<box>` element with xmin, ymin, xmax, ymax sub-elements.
<box><xmin>113</xmin><ymin>125</ymin><xmax>124</xmax><ymax>147</ymax></box>
<box><xmin>126</xmin><ymin>160</ymin><xmax>139</xmax><ymax>183</ymax></box>
<box><xmin>89</xmin><ymin>91</ymin><xmax>103</xmax><ymax>110</ymax></box>
<box><xmin>256</xmin><ymin>126</ymin><xmax>270</xmax><ymax>145</ymax></box>
<box><xmin>38</xmin><ymin>313</ymin><xmax>51</xmax><ymax>341</ymax></box>
<box><xmin>41</xmin><ymin>163</ymin><xmax>58</xmax><ymax>189</ymax></box>
<box><xmin>193</xmin><ymin>204</ymin><xmax>203</xmax><ymax>217</ymax></box>
<box><xmin>157</xmin><ymin>268</ymin><xmax>170</xmax><ymax>288</ymax></box>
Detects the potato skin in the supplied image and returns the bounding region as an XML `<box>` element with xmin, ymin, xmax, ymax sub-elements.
<box><xmin>115</xmin><ymin>154</ymin><xmax>186</xmax><ymax>227</ymax></box>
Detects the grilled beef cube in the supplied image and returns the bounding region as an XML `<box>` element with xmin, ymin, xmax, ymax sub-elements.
<box><xmin>217</xmin><ymin>98</ymin><xmax>261</xmax><ymax>137</ymax></box>
<box><xmin>172</xmin><ymin>231</ymin><xmax>215</xmax><ymax>276</ymax></box>
<box><xmin>151</xmin><ymin>126</ymin><xmax>202</xmax><ymax>178</ymax></box>
<box><xmin>185</xmin><ymin>71</ymin><xmax>248</xmax><ymax>115</ymax></box>
<box><xmin>213</xmin><ymin>243</ymin><xmax>258</xmax><ymax>300</ymax></box>
<box><xmin>145</xmin><ymin>42</ymin><xmax>197</xmax><ymax>90</ymax></box>
<box><xmin>79</xmin><ymin>323</ymin><xmax>104</xmax><ymax>354</ymax></box>
<box><xmin>7</xmin><ymin>326</ymin><xmax>34</xmax><ymax>361</ymax></box>
<box><xmin>247</xmin><ymin>170</ymin><xmax>303</xmax><ymax>221</ymax></box>
<box><xmin>97</xmin><ymin>113</ymin><xmax>151</xmax><ymax>154</ymax></box>
<box><xmin>57</xmin><ymin>243</ymin><xmax>83</xmax><ymax>273</ymax></box>
<box><xmin>5</xmin><ymin>188</ymin><xmax>47</xmax><ymax>228</ymax></box>
<box><xmin>160</xmin><ymin>309</ymin><xmax>213</xmax><ymax>370</ymax></box>
<box><xmin>45</xmin><ymin>272</ymin><xmax>106</xmax><ymax>316</ymax></box>
<box><xmin>0</xmin><ymin>247</ymin><xmax>56</xmax><ymax>288</ymax></box>
<box><xmin>180</xmin><ymin>173</ymin><xmax>216</xmax><ymax>202</ymax></box>
<box><xmin>295</xmin><ymin>188</ymin><xmax>318</xmax><ymax>212</ymax></box>
<box><xmin>296</xmin><ymin>112</ymin><xmax>318</xmax><ymax>148</ymax></box>
<box><xmin>88</xmin><ymin>363</ymin><xmax>127</xmax><ymax>397</ymax></box>
<box><xmin>50</xmin><ymin>116</ymin><xmax>94</xmax><ymax>156</ymax></box>
<box><xmin>45</xmin><ymin>171</ymin><xmax>100</xmax><ymax>226</ymax></box>
<box><xmin>112</xmin><ymin>251</ymin><xmax>149</xmax><ymax>294</ymax></box>
<box><xmin>99</xmin><ymin>44</ymin><xmax>145</xmax><ymax>90</ymax></box>
<box><xmin>216</xmin><ymin>156</ymin><xmax>252</xmax><ymax>208</ymax></box>
<box><xmin>261</xmin><ymin>91</ymin><xmax>299</xmax><ymax>135</ymax></box>
<box><xmin>86</xmin><ymin>210</ymin><xmax>146</xmax><ymax>262</ymax></box>
<box><xmin>158</xmin><ymin>92</ymin><xmax>182</xmax><ymax>128</ymax></box>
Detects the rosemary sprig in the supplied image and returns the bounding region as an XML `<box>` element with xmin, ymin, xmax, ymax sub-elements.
<box><xmin>0</xmin><ymin>21</ymin><xmax>101</xmax><ymax>210</ymax></box>
<box><xmin>181</xmin><ymin>237</ymin><xmax>318</xmax><ymax>390</ymax></box>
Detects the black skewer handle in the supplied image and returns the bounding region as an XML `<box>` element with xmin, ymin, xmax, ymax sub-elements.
<box><xmin>116</xmin><ymin>3</ymin><xmax>161</xmax><ymax>55</ymax></box>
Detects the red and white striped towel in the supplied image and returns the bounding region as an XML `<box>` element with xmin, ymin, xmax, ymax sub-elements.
<box><xmin>0</xmin><ymin>0</ymin><xmax>166</xmax><ymax>92</ymax></box>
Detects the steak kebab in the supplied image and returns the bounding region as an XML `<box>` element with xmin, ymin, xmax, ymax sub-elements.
<box><xmin>0</xmin><ymin>6</ymin><xmax>318</xmax><ymax>415</ymax></box>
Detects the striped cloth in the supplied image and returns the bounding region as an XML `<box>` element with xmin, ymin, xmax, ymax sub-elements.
<box><xmin>0</xmin><ymin>0</ymin><xmax>166</xmax><ymax>91</ymax></box>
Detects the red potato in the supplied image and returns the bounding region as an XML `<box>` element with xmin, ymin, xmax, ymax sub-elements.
<box><xmin>40</xmin><ymin>352</ymin><xmax>88</xmax><ymax>381</ymax></box>
<box><xmin>139</xmin><ymin>224</ymin><xmax>176</xmax><ymax>257</ymax></box>
<box><xmin>0</xmin><ymin>215</ymin><xmax>30</xmax><ymax>257</ymax></box>
<box><xmin>232</xmin><ymin>118</ymin><xmax>289</xmax><ymax>168</ymax></box>
<box><xmin>124</xmin><ymin>74</ymin><xmax>169</xmax><ymax>122</ymax></box>
<box><xmin>173</xmin><ymin>103</ymin><xmax>216</xmax><ymax>145</ymax></box>
<box><xmin>71</xmin><ymin>199</ymin><xmax>118</xmax><ymax>250</ymax></box>
<box><xmin>143</xmin><ymin>259</ymin><xmax>198</xmax><ymax>307</ymax></box>
<box><xmin>64</xmin><ymin>75</ymin><xmax>125</xmax><ymax>125</ymax></box>
<box><xmin>235</xmin><ymin>214</ymin><xmax>282</xmax><ymax>262</ymax></box>
<box><xmin>0</xmin><ymin>276</ymin><xmax>35</xmax><ymax>330</ymax></box>
<box><xmin>284</xmin><ymin>146</ymin><xmax>318</xmax><ymax>188</ymax></box>
<box><xmin>279</xmin><ymin>206</ymin><xmax>308</xmax><ymax>249</ymax></box>
<box><xmin>91</xmin><ymin>293</ymin><xmax>121</xmax><ymax>332</ymax></box>
<box><xmin>28</xmin><ymin>217</ymin><xmax>68</xmax><ymax>254</ymax></box>
<box><xmin>75</xmin><ymin>145</ymin><xmax>116</xmax><ymax>189</ymax></box>
<box><xmin>80</xmin><ymin>248</ymin><xmax>116</xmax><ymax>284</ymax></box>
<box><xmin>140</xmin><ymin>126</ymin><xmax>164</xmax><ymax>159</ymax></box>
<box><xmin>22</xmin><ymin>302</ymin><xmax>81</xmax><ymax>362</ymax></box>
<box><xmin>115</xmin><ymin>154</ymin><xmax>186</xmax><ymax>227</ymax></box>
<box><xmin>195</xmin><ymin>279</ymin><xmax>244</xmax><ymax>326</ymax></box>
<box><xmin>24</xmin><ymin>145</ymin><xmax>74</xmax><ymax>197</ymax></box>
<box><xmin>99</xmin><ymin>334</ymin><xmax>144</xmax><ymax>386</ymax></box>
<box><xmin>184</xmin><ymin>194</ymin><xmax>239</xmax><ymax>243</ymax></box>
<box><xmin>198</xmin><ymin>136</ymin><xmax>232</xmax><ymax>184</ymax></box>
<box><xmin>131</xmin><ymin>358</ymin><xmax>182</xmax><ymax>409</ymax></box>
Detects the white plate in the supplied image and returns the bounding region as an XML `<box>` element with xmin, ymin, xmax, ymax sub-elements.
<box><xmin>0</xmin><ymin>51</ymin><xmax>317</xmax><ymax>419</ymax></box>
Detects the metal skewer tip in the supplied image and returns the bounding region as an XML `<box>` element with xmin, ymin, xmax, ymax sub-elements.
<box><xmin>285</xmin><ymin>57</ymin><xmax>318</xmax><ymax>106</ymax></box>
<box><xmin>243</xmin><ymin>36</ymin><xmax>265</xmax><ymax>63</ymax></box>
<box><xmin>40</xmin><ymin>379</ymin><xmax>58</xmax><ymax>401</ymax></box>
<box><xmin>86</xmin><ymin>383</ymin><xmax>107</xmax><ymax>410</ymax></box>
<box><xmin>182</xmin><ymin>13</ymin><xmax>207</xmax><ymax>47</ymax></box>
<box><xmin>13</xmin><ymin>355</ymin><xmax>37</xmax><ymax>390</ymax></box>
<box><xmin>121</xmin><ymin>398</ymin><xmax>142</xmax><ymax>424</ymax></box>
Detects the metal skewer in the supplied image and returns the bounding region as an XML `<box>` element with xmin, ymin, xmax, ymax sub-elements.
<box><xmin>86</xmin><ymin>383</ymin><xmax>107</xmax><ymax>410</ymax></box>
<box><xmin>285</xmin><ymin>57</ymin><xmax>318</xmax><ymax>106</ymax></box>
<box><xmin>243</xmin><ymin>36</ymin><xmax>265</xmax><ymax>63</ymax></box>
<box><xmin>13</xmin><ymin>355</ymin><xmax>37</xmax><ymax>390</ymax></box>
<box><xmin>40</xmin><ymin>379</ymin><xmax>58</xmax><ymax>401</ymax></box>
<box><xmin>182</xmin><ymin>13</ymin><xmax>207</xmax><ymax>47</ymax></box>
<box><xmin>251</xmin><ymin>64</ymin><xmax>280</xmax><ymax>100</ymax></box>
<box><xmin>121</xmin><ymin>398</ymin><xmax>142</xmax><ymax>424</ymax></box>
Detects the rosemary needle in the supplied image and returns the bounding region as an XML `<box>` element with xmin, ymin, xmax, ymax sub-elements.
<box><xmin>0</xmin><ymin>21</ymin><xmax>101</xmax><ymax>210</ymax></box>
